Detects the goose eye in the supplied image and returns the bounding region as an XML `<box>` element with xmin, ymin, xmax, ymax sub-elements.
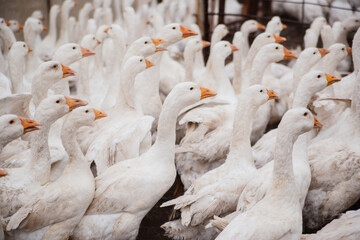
<box><xmin>85</xmin><ymin>110</ymin><xmax>89</xmax><ymax>113</ymax></box>
<box><xmin>56</xmin><ymin>100</ymin><xmax>60</xmax><ymax>103</ymax></box>
<box><xmin>144</xmin><ymin>41</ymin><xmax>148</xmax><ymax>44</ymax></box>
<box><xmin>72</xmin><ymin>46</ymin><xmax>76</xmax><ymax>50</ymax></box>
<box><xmin>260</xmin><ymin>89</ymin><xmax>263</xmax><ymax>93</ymax></box>
<box><xmin>23</xmin><ymin>44</ymin><xmax>26</xmax><ymax>48</ymax></box>
<box><xmin>224</xmin><ymin>44</ymin><xmax>227</xmax><ymax>47</ymax></box>
<box><xmin>9</xmin><ymin>120</ymin><xmax>14</xmax><ymax>124</ymax></box>
<box><xmin>1</xmin><ymin>20</ymin><xmax>3</xmax><ymax>23</ymax></box>
<box><xmin>196</xmin><ymin>41</ymin><xmax>199</xmax><ymax>43</ymax></box>
<box><xmin>93</xmin><ymin>37</ymin><xmax>95</xmax><ymax>40</ymax></box>
<box><xmin>38</xmin><ymin>22</ymin><xmax>41</xmax><ymax>24</ymax></box>
<box><xmin>110</xmin><ymin>27</ymin><xmax>112</xmax><ymax>29</ymax></box>
<box><xmin>172</xmin><ymin>27</ymin><xmax>176</xmax><ymax>30</ymax></box>
<box><xmin>53</xmin><ymin>65</ymin><xmax>57</xmax><ymax>68</ymax></box>
<box><xmin>140</xmin><ymin>59</ymin><xmax>143</xmax><ymax>62</ymax></box>
<box><xmin>342</xmin><ymin>48</ymin><xmax>345</xmax><ymax>51</ymax></box>
<box><xmin>275</xmin><ymin>47</ymin><xmax>279</xmax><ymax>50</ymax></box>
<box><xmin>190</xmin><ymin>87</ymin><xmax>194</xmax><ymax>90</ymax></box>
<box><xmin>303</xmin><ymin>112</ymin><xmax>308</xmax><ymax>116</ymax></box>
<box><xmin>267</xmin><ymin>35</ymin><xmax>270</xmax><ymax>38</ymax></box>
<box><xmin>317</xmin><ymin>75</ymin><xmax>321</xmax><ymax>78</ymax></box>
<box><xmin>277</xmin><ymin>22</ymin><xmax>280</xmax><ymax>25</ymax></box>
<box><xmin>313</xmin><ymin>52</ymin><xmax>316</xmax><ymax>54</ymax></box>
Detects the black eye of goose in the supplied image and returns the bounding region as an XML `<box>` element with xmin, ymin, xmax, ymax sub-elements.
<box><xmin>144</xmin><ymin>41</ymin><xmax>148</xmax><ymax>44</ymax></box>
<box><xmin>304</xmin><ymin>112</ymin><xmax>308</xmax><ymax>116</ymax></box>
<box><xmin>9</xmin><ymin>120</ymin><xmax>14</xmax><ymax>124</ymax></box>
<box><xmin>53</xmin><ymin>65</ymin><xmax>57</xmax><ymax>68</ymax></box>
<box><xmin>342</xmin><ymin>48</ymin><xmax>345</xmax><ymax>51</ymax></box>
<box><xmin>260</xmin><ymin>89</ymin><xmax>263</xmax><ymax>93</ymax></box>
<box><xmin>275</xmin><ymin>47</ymin><xmax>279</xmax><ymax>50</ymax></box>
<box><xmin>267</xmin><ymin>35</ymin><xmax>270</xmax><ymax>38</ymax></box>
<box><xmin>317</xmin><ymin>74</ymin><xmax>321</xmax><ymax>78</ymax></box>
<box><xmin>85</xmin><ymin>110</ymin><xmax>89</xmax><ymax>113</ymax></box>
<box><xmin>23</xmin><ymin>44</ymin><xmax>26</xmax><ymax>48</ymax></box>
<box><xmin>56</xmin><ymin>100</ymin><xmax>60</xmax><ymax>103</ymax></box>
<box><xmin>313</xmin><ymin>52</ymin><xmax>316</xmax><ymax>54</ymax></box>
<box><xmin>190</xmin><ymin>87</ymin><xmax>194</xmax><ymax>90</ymax></box>
<box><xmin>93</xmin><ymin>37</ymin><xmax>95</xmax><ymax>40</ymax></box>
<box><xmin>140</xmin><ymin>59</ymin><xmax>143</xmax><ymax>62</ymax></box>
<box><xmin>172</xmin><ymin>27</ymin><xmax>176</xmax><ymax>30</ymax></box>
<box><xmin>73</xmin><ymin>46</ymin><xmax>76</xmax><ymax>50</ymax></box>
<box><xmin>38</xmin><ymin>22</ymin><xmax>41</xmax><ymax>24</ymax></box>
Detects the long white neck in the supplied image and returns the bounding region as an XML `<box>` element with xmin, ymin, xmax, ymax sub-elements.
<box><xmin>233</xmin><ymin>48</ymin><xmax>243</xmax><ymax>93</ymax></box>
<box><xmin>292</xmin><ymin>59</ymin><xmax>312</xmax><ymax>90</ymax></box>
<box><xmin>240</xmin><ymin>28</ymin><xmax>250</xmax><ymax>58</ymax></box>
<box><xmin>8</xmin><ymin>52</ymin><xmax>26</xmax><ymax>93</ymax></box>
<box><xmin>59</xmin><ymin>5</ymin><xmax>71</xmax><ymax>43</ymax></box>
<box><xmin>46</xmin><ymin>8</ymin><xmax>58</xmax><ymax>43</ymax></box>
<box><xmin>24</xmin><ymin>116</ymin><xmax>53</xmax><ymax>185</ymax></box>
<box><xmin>32</xmin><ymin>75</ymin><xmax>60</xmax><ymax>108</ymax></box>
<box><xmin>243</xmin><ymin>40</ymin><xmax>264</xmax><ymax>82</ymax></box>
<box><xmin>61</xmin><ymin>118</ymin><xmax>88</xmax><ymax>171</ymax></box>
<box><xmin>79</xmin><ymin>9</ymin><xmax>91</xmax><ymax>37</ymax></box>
<box><xmin>24</xmin><ymin>27</ymin><xmax>38</xmax><ymax>49</ymax></box>
<box><xmin>184</xmin><ymin>47</ymin><xmax>197</xmax><ymax>82</ymax></box>
<box><xmin>0</xmin><ymin>27</ymin><xmax>16</xmax><ymax>55</ymax></box>
<box><xmin>313</xmin><ymin>53</ymin><xmax>338</xmax><ymax>75</ymax></box>
<box><xmin>351</xmin><ymin>29</ymin><xmax>360</xmax><ymax>120</ymax></box>
<box><xmin>226</xmin><ymin>96</ymin><xmax>259</xmax><ymax>167</ymax></box>
<box><xmin>292</xmin><ymin>83</ymin><xmax>314</xmax><ymax>108</ymax></box>
<box><xmin>211</xmin><ymin>54</ymin><xmax>236</xmax><ymax>103</ymax></box>
<box><xmin>269</xmin><ymin>124</ymin><xmax>298</xmax><ymax>198</ymax></box>
<box><xmin>78</xmin><ymin>57</ymin><xmax>91</xmax><ymax>100</ymax></box>
<box><xmin>249</xmin><ymin>53</ymin><xmax>271</xmax><ymax>86</ymax></box>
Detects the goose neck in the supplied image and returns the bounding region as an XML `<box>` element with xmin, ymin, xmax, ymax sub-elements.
<box><xmin>184</xmin><ymin>47</ymin><xmax>196</xmax><ymax>82</ymax></box>
<box><xmin>0</xmin><ymin>27</ymin><xmax>16</xmax><ymax>52</ymax></box>
<box><xmin>292</xmin><ymin>84</ymin><xmax>312</xmax><ymax>108</ymax></box>
<box><xmin>292</xmin><ymin>61</ymin><xmax>309</xmax><ymax>90</ymax></box>
<box><xmin>60</xmin><ymin>5</ymin><xmax>70</xmax><ymax>38</ymax></box>
<box><xmin>25</xmin><ymin>122</ymin><xmax>52</xmax><ymax>185</ymax></box>
<box><xmin>8</xmin><ymin>52</ymin><xmax>25</xmax><ymax>93</ymax></box>
<box><xmin>226</xmin><ymin>98</ymin><xmax>258</xmax><ymax>167</ymax></box>
<box><xmin>24</xmin><ymin>28</ymin><xmax>38</xmax><ymax>49</ymax></box>
<box><xmin>250</xmin><ymin>53</ymin><xmax>270</xmax><ymax>85</ymax></box>
<box><xmin>232</xmin><ymin>50</ymin><xmax>243</xmax><ymax>93</ymax></box>
<box><xmin>47</xmin><ymin>9</ymin><xmax>58</xmax><ymax>42</ymax></box>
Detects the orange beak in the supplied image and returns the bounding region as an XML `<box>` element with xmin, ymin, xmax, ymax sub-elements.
<box><xmin>43</xmin><ymin>26</ymin><xmax>48</xmax><ymax>32</ymax></box>
<box><xmin>151</xmin><ymin>38</ymin><xmax>167</xmax><ymax>46</ymax></box>
<box><xmin>200</xmin><ymin>86</ymin><xmax>217</xmax><ymax>100</ymax></box>
<box><xmin>5</xmin><ymin>20</ymin><xmax>10</xmax><ymax>26</ymax></box>
<box><xmin>146</xmin><ymin>20</ymin><xmax>151</xmax><ymax>25</ymax></box>
<box><xmin>18</xmin><ymin>117</ymin><xmax>41</xmax><ymax>134</ymax></box>
<box><xmin>202</xmin><ymin>40</ymin><xmax>211</xmax><ymax>48</ymax></box>
<box><xmin>282</xmin><ymin>23</ymin><xmax>287</xmax><ymax>29</ymax></box>
<box><xmin>104</xmin><ymin>27</ymin><xmax>109</xmax><ymax>33</ymax></box>
<box><xmin>325</xmin><ymin>73</ymin><xmax>341</xmax><ymax>86</ymax></box>
<box><xmin>28</xmin><ymin>47</ymin><xmax>32</xmax><ymax>53</ymax></box>
<box><xmin>267</xmin><ymin>89</ymin><xmax>278</xmax><ymax>101</ymax></box>
<box><xmin>317</xmin><ymin>48</ymin><xmax>329</xmax><ymax>57</ymax></box>
<box><xmin>74</xmin><ymin>0</ymin><xmax>78</xmax><ymax>5</ymax></box>
<box><xmin>81</xmin><ymin>47</ymin><xmax>95</xmax><ymax>57</ymax></box>
<box><xmin>283</xmin><ymin>47</ymin><xmax>297</xmax><ymax>60</ymax></box>
<box><xmin>97</xmin><ymin>39</ymin><xmax>101</xmax><ymax>45</ymax></box>
<box><xmin>257</xmin><ymin>22</ymin><xmax>266</xmax><ymax>30</ymax></box>
<box><xmin>314</xmin><ymin>117</ymin><xmax>323</xmax><ymax>129</ymax></box>
<box><xmin>0</xmin><ymin>169</ymin><xmax>7</xmax><ymax>177</ymax></box>
<box><xmin>93</xmin><ymin>108</ymin><xmax>107</xmax><ymax>120</ymax></box>
<box><xmin>145</xmin><ymin>59</ymin><xmax>154</xmax><ymax>68</ymax></box>
<box><xmin>274</xmin><ymin>34</ymin><xmax>286</xmax><ymax>43</ymax></box>
<box><xmin>347</xmin><ymin>47</ymin><xmax>352</xmax><ymax>55</ymax></box>
<box><xmin>155</xmin><ymin>48</ymin><xmax>167</xmax><ymax>52</ymax></box>
<box><xmin>230</xmin><ymin>44</ymin><xmax>239</xmax><ymax>52</ymax></box>
<box><xmin>180</xmin><ymin>25</ymin><xmax>198</xmax><ymax>38</ymax></box>
<box><xmin>18</xmin><ymin>23</ymin><xmax>24</xmax><ymax>31</ymax></box>
<box><xmin>64</xmin><ymin>96</ymin><xmax>88</xmax><ymax>111</ymax></box>
<box><xmin>61</xmin><ymin>64</ymin><xmax>76</xmax><ymax>78</ymax></box>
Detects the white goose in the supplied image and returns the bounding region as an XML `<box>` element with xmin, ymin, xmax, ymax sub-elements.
<box><xmin>303</xmin><ymin>28</ymin><xmax>360</xmax><ymax>232</ymax></box>
<box><xmin>0</xmin><ymin>95</ymin><xmax>87</xmax><ymax>219</ymax></box>
<box><xmin>6</xmin><ymin>107</ymin><xmax>106</xmax><ymax>240</ymax></box>
<box><xmin>57</xmin><ymin>0</ymin><xmax>76</xmax><ymax>47</ymax></box>
<box><xmin>71</xmin><ymin>83</ymin><xmax>216</xmax><ymax>240</ymax></box>
<box><xmin>215</xmin><ymin>108</ymin><xmax>319</xmax><ymax>240</ymax></box>
<box><xmin>161</xmin><ymin>85</ymin><xmax>277</xmax><ymax>240</ymax></box>
<box><xmin>241</xmin><ymin>19</ymin><xmax>265</xmax><ymax>58</ymax></box>
<box><xmin>6</xmin><ymin>20</ymin><xmax>23</xmax><ymax>33</ymax></box>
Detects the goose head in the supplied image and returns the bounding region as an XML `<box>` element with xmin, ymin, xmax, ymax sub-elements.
<box><xmin>81</xmin><ymin>2</ymin><xmax>93</xmax><ymax>15</ymax></box>
<box><xmin>31</xmin><ymin>10</ymin><xmax>45</xmax><ymax>20</ymax></box>
<box><xmin>297</xmin><ymin>47</ymin><xmax>329</xmax><ymax>66</ymax></box>
<box><xmin>298</xmin><ymin>70</ymin><xmax>341</xmax><ymax>95</ymax></box>
<box><xmin>212</xmin><ymin>40</ymin><xmax>238</xmax><ymax>60</ymax></box>
<box><xmin>165</xmin><ymin>82</ymin><xmax>216</xmax><ymax>109</ymax></box>
<box><xmin>7</xmin><ymin>20</ymin><xmax>23</xmax><ymax>32</ymax></box>
<box><xmin>62</xmin><ymin>0</ymin><xmax>77</xmax><ymax>13</ymax></box>
<box><xmin>342</xmin><ymin>17</ymin><xmax>360</xmax><ymax>31</ymax></box>
<box><xmin>0</xmin><ymin>114</ymin><xmax>41</xmax><ymax>144</ymax></box>
<box><xmin>129</xmin><ymin>36</ymin><xmax>168</xmax><ymax>57</ymax></box>
<box><xmin>213</xmin><ymin>24</ymin><xmax>229</xmax><ymax>39</ymax></box>
<box><xmin>36</xmin><ymin>61</ymin><xmax>76</xmax><ymax>81</ymax></box>
<box><xmin>105</xmin><ymin>24</ymin><xmax>125</xmax><ymax>42</ymax></box>
<box><xmin>310</xmin><ymin>16</ymin><xmax>327</xmax><ymax>32</ymax></box>
<box><xmin>245</xmin><ymin>85</ymin><xmax>279</xmax><ymax>107</ymax></box>
<box><xmin>185</xmin><ymin>39</ymin><xmax>209</xmax><ymax>54</ymax></box>
<box><xmin>35</xmin><ymin>95</ymin><xmax>88</xmax><ymax>124</ymax></box>
<box><xmin>50</xmin><ymin>4</ymin><xmax>61</xmax><ymax>16</ymax></box>
<box><xmin>65</xmin><ymin>106</ymin><xmax>107</xmax><ymax>128</ymax></box>
<box><xmin>158</xmin><ymin>23</ymin><xmax>197</xmax><ymax>46</ymax></box>
<box><xmin>257</xmin><ymin>43</ymin><xmax>297</xmax><ymax>62</ymax></box>
<box><xmin>9</xmin><ymin>41</ymin><xmax>32</xmax><ymax>58</ymax></box>
<box><xmin>54</xmin><ymin>43</ymin><xmax>95</xmax><ymax>65</ymax></box>
<box><xmin>266</xmin><ymin>16</ymin><xmax>286</xmax><ymax>35</ymax></box>
<box><xmin>253</xmin><ymin>32</ymin><xmax>286</xmax><ymax>47</ymax></box>
<box><xmin>327</xmin><ymin>43</ymin><xmax>350</xmax><ymax>62</ymax></box>
<box><xmin>81</xmin><ymin>34</ymin><xmax>101</xmax><ymax>51</ymax></box>
<box><xmin>123</xmin><ymin>56</ymin><xmax>154</xmax><ymax>75</ymax></box>
<box><xmin>280</xmin><ymin>108</ymin><xmax>322</xmax><ymax>137</ymax></box>
<box><xmin>97</xmin><ymin>25</ymin><xmax>110</xmax><ymax>42</ymax></box>
<box><xmin>233</xmin><ymin>31</ymin><xmax>245</xmax><ymax>49</ymax></box>
<box><xmin>241</xmin><ymin>20</ymin><xmax>265</xmax><ymax>34</ymax></box>
<box><xmin>24</xmin><ymin>17</ymin><xmax>47</xmax><ymax>35</ymax></box>
<box><xmin>0</xmin><ymin>18</ymin><xmax>6</xmax><ymax>27</ymax></box>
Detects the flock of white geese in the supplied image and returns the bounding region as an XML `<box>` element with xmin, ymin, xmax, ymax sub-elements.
<box><xmin>0</xmin><ymin>0</ymin><xmax>360</xmax><ymax>239</ymax></box>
